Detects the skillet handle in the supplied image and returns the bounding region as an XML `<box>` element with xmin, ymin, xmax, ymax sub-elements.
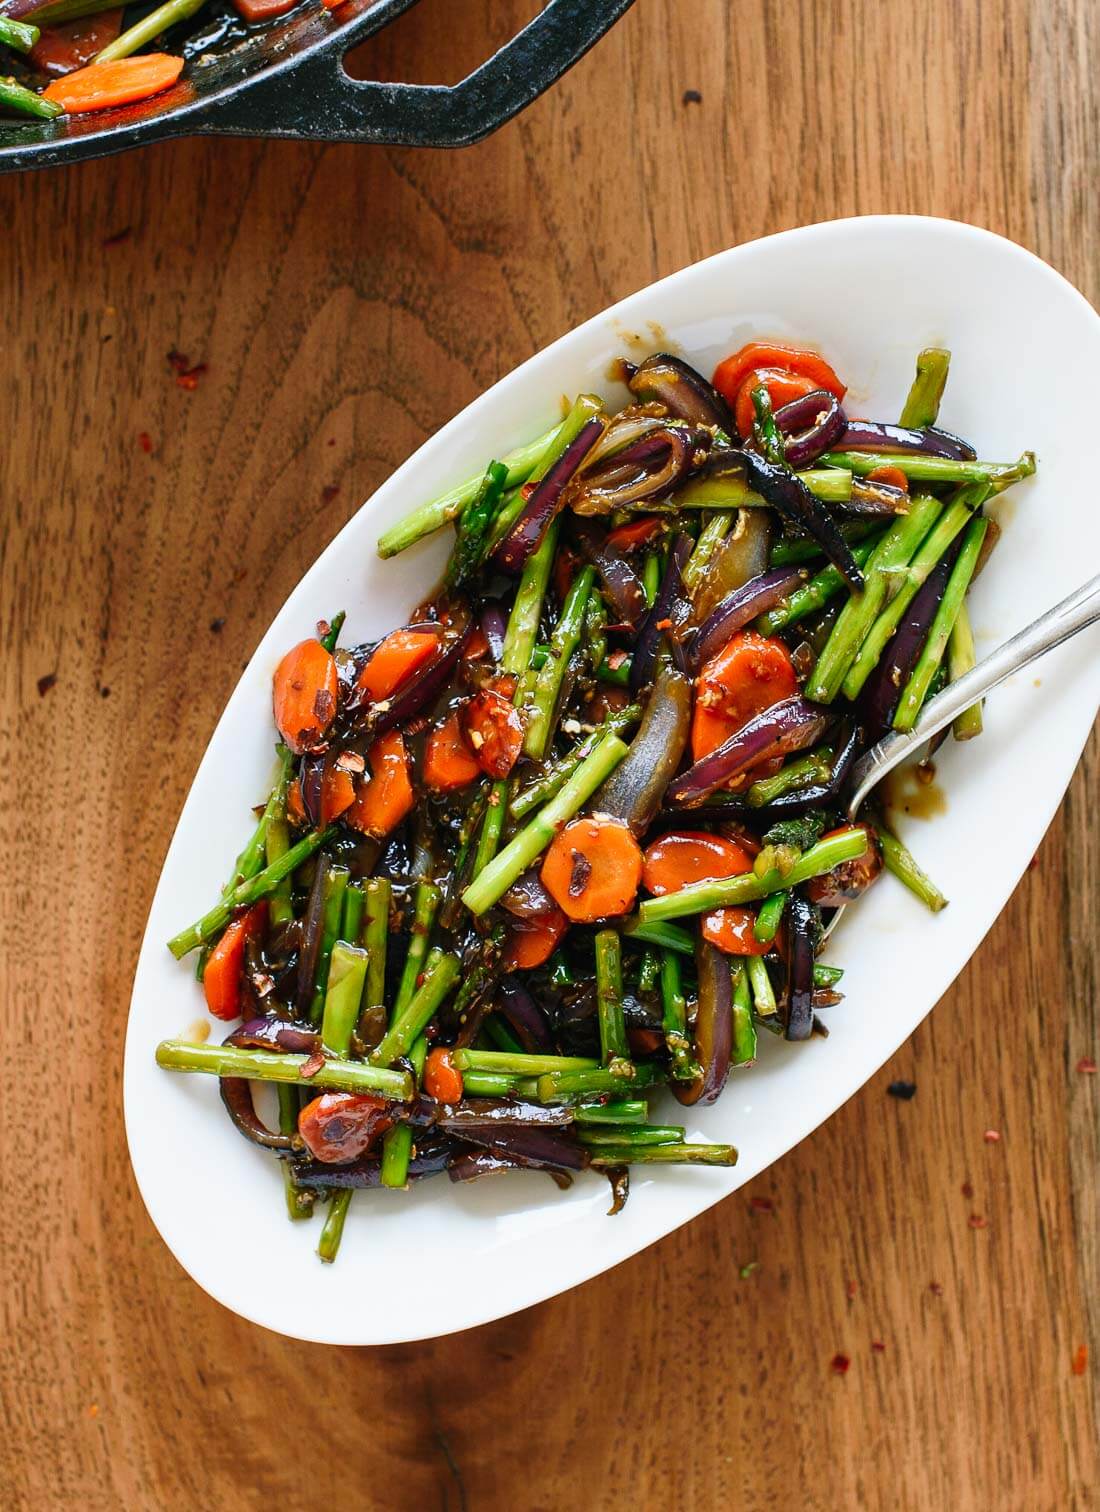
<box><xmin>201</xmin><ymin>0</ymin><xmax>635</xmax><ymax>147</ymax></box>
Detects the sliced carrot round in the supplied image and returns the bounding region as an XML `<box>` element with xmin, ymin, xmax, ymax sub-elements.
<box><xmin>423</xmin><ymin>711</ymin><xmax>481</xmax><ymax>793</ymax></box>
<box><xmin>701</xmin><ymin>906</ymin><xmax>770</xmax><ymax>957</ymax></box>
<box><xmin>43</xmin><ymin>53</ymin><xmax>184</xmax><ymax>114</ymax></box>
<box><xmin>424</xmin><ymin>1048</ymin><xmax>464</xmax><ymax>1104</ymax></box>
<box><xmin>541</xmin><ymin>815</ymin><xmax>643</xmax><ymax>923</ymax></box>
<box><xmin>606</xmin><ymin>516</ymin><xmax>663</xmax><ymax>553</ymax></box>
<box><xmin>642</xmin><ymin>830</ymin><xmax>753</xmax><ymax>897</ymax></box>
<box><xmin>319</xmin><ymin>763</ymin><xmax>357</xmax><ymax>825</ymax></box>
<box><xmin>273</xmin><ymin>638</ymin><xmax>338</xmax><ymax>755</ymax></box>
<box><xmin>462</xmin><ymin>688</ymin><xmax>523</xmax><ymax>778</ymax></box>
<box><xmin>866</xmin><ymin>465</ymin><xmax>910</xmax><ymax>492</ymax></box>
<box><xmin>733</xmin><ymin>368</ymin><xmax>819</xmax><ymax>439</ymax></box>
<box><xmin>203</xmin><ymin>902</ymin><xmax>267</xmax><ymax>1020</ymax></box>
<box><xmin>692</xmin><ymin>631</ymin><xmax>797</xmax><ymax>762</ymax></box>
<box><xmin>502</xmin><ymin>909</ymin><xmax>568</xmax><ymax>970</ymax></box>
<box><xmin>346</xmin><ymin>730</ymin><xmax>413</xmax><ymax>837</ymax></box>
<box><xmin>712</xmin><ymin>341</ymin><xmax>846</xmax><ymax>412</ymax></box>
<box><xmin>356</xmin><ymin>629</ymin><xmax>440</xmax><ymax>703</ymax></box>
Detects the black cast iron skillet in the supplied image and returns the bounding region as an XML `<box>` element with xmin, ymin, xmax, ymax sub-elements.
<box><xmin>0</xmin><ymin>0</ymin><xmax>634</xmax><ymax>172</ymax></box>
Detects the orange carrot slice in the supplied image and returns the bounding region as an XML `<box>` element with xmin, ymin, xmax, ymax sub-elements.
<box><xmin>356</xmin><ymin>629</ymin><xmax>440</xmax><ymax>703</ymax></box>
<box><xmin>423</xmin><ymin>712</ymin><xmax>481</xmax><ymax>793</ymax></box>
<box><xmin>346</xmin><ymin>731</ymin><xmax>413</xmax><ymax>837</ymax></box>
<box><xmin>43</xmin><ymin>53</ymin><xmax>184</xmax><ymax>114</ymax></box>
<box><xmin>642</xmin><ymin>831</ymin><xmax>753</xmax><ymax>897</ymax></box>
<box><xmin>541</xmin><ymin>816</ymin><xmax>643</xmax><ymax>923</ymax></box>
<box><xmin>202</xmin><ymin>903</ymin><xmax>267</xmax><ymax>1020</ymax></box>
<box><xmin>273</xmin><ymin>638</ymin><xmax>338</xmax><ymax>755</ymax></box>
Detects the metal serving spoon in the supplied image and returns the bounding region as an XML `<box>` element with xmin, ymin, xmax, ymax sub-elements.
<box><xmin>822</xmin><ymin>570</ymin><xmax>1100</xmax><ymax>939</ymax></box>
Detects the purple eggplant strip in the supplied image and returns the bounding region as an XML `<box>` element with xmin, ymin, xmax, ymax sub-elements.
<box><xmin>495</xmin><ymin>976</ymin><xmax>557</xmax><ymax>1054</ymax></box>
<box><xmin>774</xmin><ymin>389</ymin><xmax>848</xmax><ymax>468</ymax></box>
<box><xmin>837</xmin><ymin>420</ymin><xmax>976</xmax><ymax>460</ymax></box>
<box><xmin>785</xmin><ymin>893</ymin><xmax>816</xmax><ymax>1042</ymax></box>
<box><xmin>293</xmin><ymin>1137</ymin><xmax>455</xmax><ymax>1189</ymax></box>
<box><xmin>438</xmin><ymin>1097</ymin><xmax>572</xmax><ymax>1130</ymax></box>
<box><xmin>227</xmin><ymin>1018</ymin><xmax>321</xmax><ymax>1055</ymax></box>
<box><xmin>573</xmin><ymin>519</ymin><xmax>648</xmax><ymax>626</ymax></box>
<box><xmin>628</xmin><ymin>352</ymin><xmax>735</xmax><ymax>433</ymax></box>
<box><xmin>596</xmin><ymin>660</ymin><xmax>692</xmax><ymax>833</ymax></box>
<box><xmin>688</xmin><ymin>565</ymin><xmax>807</xmax><ymax>670</ymax></box>
<box><xmin>494</xmin><ymin>418</ymin><xmax>606</xmax><ymax>574</ymax></box>
<box><xmin>860</xmin><ymin>534</ymin><xmax>966</xmax><ymax>738</ymax></box>
<box><xmin>294</xmin><ymin>852</ymin><xmax>330</xmax><ymax>1015</ymax></box>
<box><xmin>452</xmin><ymin>1124</ymin><xmax>590</xmax><ymax>1172</ymax></box>
<box><xmin>219</xmin><ymin>1077</ymin><xmax>295</xmax><ymax>1150</ymax></box>
<box><xmin>448</xmin><ymin>1150</ymin><xmax>575</xmax><ymax>1190</ymax></box>
<box><xmin>844</xmin><ymin>477</ymin><xmax>910</xmax><ymax>517</ymax></box>
<box><xmin>630</xmin><ymin>533</ymin><xmax>693</xmax><ymax>694</ymax></box>
<box><xmin>737</xmin><ymin>449</ymin><xmax>864</xmax><ymax>590</ymax></box>
<box><xmin>479</xmin><ymin>604</ymin><xmax>507</xmax><ymax>662</ymax></box>
<box><xmin>668</xmin><ymin>695</ymin><xmax>831</xmax><ymax>807</ymax></box>
<box><xmin>373</xmin><ymin>619</ymin><xmax>472</xmax><ymax>735</ymax></box>
<box><xmin>759</xmin><ymin>722</ymin><xmax>864</xmax><ymax>813</ymax></box>
<box><xmin>672</xmin><ymin>938</ymin><xmax>732</xmax><ymax>1106</ymax></box>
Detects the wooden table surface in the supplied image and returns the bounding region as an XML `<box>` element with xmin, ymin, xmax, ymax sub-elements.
<box><xmin>3</xmin><ymin>0</ymin><xmax>1097</xmax><ymax>1506</ymax></box>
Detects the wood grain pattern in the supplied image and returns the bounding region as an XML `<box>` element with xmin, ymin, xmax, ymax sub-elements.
<box><xmin>2</xmin><ymin>0</ymin><xmax>1097</xmax><ymax>1506</ymax></box>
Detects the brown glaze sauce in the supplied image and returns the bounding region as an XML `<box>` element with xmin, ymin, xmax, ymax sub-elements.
<box><xmin>883</xmin><ymin>760</ymin><xmax>948</xmax><ymax>820</ymax></box>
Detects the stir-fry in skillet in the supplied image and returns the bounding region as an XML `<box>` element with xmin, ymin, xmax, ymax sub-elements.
<box><xmin>1</xmin><ymin>0</ymin><xmax>317</xmax><ymax>123</ymax></box>
<box><xmin>156</xmin><ymin>341</ymin><xmax>1035</xmax><ymax>1261</ymax></box>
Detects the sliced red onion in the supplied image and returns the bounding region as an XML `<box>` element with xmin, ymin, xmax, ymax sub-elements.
<box><xmin>298</xmin><ymin>754</ymin><xmax>325</xmax><ymax>827</ymax></box>
<box><xmin>586</xmin><ymin>410</ymin><xmax>680</xmax><ymax>466</ymax></box>
<box><xmin>774</xmin><ymin>389</ymin><xmax>848</xmax><ymax>468</ymax></box>
<box><xmin>668</xmin><ymin>695</ymin><xmax>831</xmax><ymax>807</ymax></box>
<box><xmin>689</xmin><ymin>566</ymin><xmax>807</xmax><ymax>670</ymax></box>
<box><xmin>784</xmin><ymin>892</ymin><xmax>816</xmax><ymax>1042</ymax></box>
<box><xmin>219</xmin><ymin>1077</ymin><xmax>295</xmax><ymax>1150</ymax></box>
<box><xmin>672</xmin><ymin>939</ymin><xmax>732</xmax><ymax>1107</ymax></box>
<box><xmin>226</xmin><ymin>1017</ymin><xmax>321</xmax><ymax>1055</ymax></box>
<box><xmin>596</xmin><ymin>662</ymin><xmax>692</xmax><ymax>833</ymax></box>
<box><xmin>496</xmin><ymin>976</ymin><xmax>556</xmax><ymax>1053</ymax></box>
<box><xmin>628</xmin><ymin>353</ymin><xmax>735</xmax><ymax>433</ymax></box>
<box><xmin>294</xmin><ymin>852</ymin><xmax>330</xmax><ymax>1014</ymax></box>
<box><xmin>494</xmin><ymin>419</ymin><xmax>606</xmax><ymax>573</ymax></box>
<box><xmin>630</xmin><ymin>533</ymin><xmax>692</xmax><ymax>694</ymax></box>
<box><xmin>569</xmin><ymin>427</ymin><xmax>705</xmax><ymax>515</ymax></box>
<box><xmin>760</xmin><ymin>721</ymin><xmax>864</xmax><ymax>813</ymax></box>
<box><xmin>860</xmin><ymin>534</ymin><xmax>966</xmax><ymax>737</ymax></box>
<box><xmin>574</xmin><ymin>520</ymin><xmax>648</xmax><ymax>626</ymax></box>
<box><xmin>837</xmin><ymin>420</ymin><xmax>976</xmax><ymax>460</ymax></box>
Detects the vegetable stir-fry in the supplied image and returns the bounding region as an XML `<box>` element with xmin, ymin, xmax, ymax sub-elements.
<box><xmin>157</xmin><ymin>340</ymin><xmax>1035</xmax><ymax>1259</ymax></box>
<box><xmin>0</xmin><ymin>0</ymin><xmax>317</xmax><ymax>122</ymax></box>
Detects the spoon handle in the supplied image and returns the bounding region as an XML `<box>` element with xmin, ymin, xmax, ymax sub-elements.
<box><xmin>847</xmin><ymin>571</ymin><xmax>1100</xmax><ymax>817</ymax></box>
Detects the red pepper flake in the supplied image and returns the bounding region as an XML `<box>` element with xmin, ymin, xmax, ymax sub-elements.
<box><xmin>36</xmin><ymin>672</ymin><xmax>57</xmax><ymax>697</ymax></box>
<box><xmin>830</xmin><ymin>1353</ymin><xmax>850</xmax><ymax>1376</ymax></box>
<box><xmin>102</xmin><ymin>226</ymin><xmax>131</xmax><ymax>248</ymax></box>
<box><xmin>961</xmin><ymin>1180</ymin><xmax>974</xmax><ymax>1199</ymax></box>
<box><xmin>321</xmin><ymin>484</ymin><xmax>340</xmax><ymax>505</ymax></box>
<box><xmin>967</xmin><ymin>1213</ymin><xmax>987</xmax><ymax>1229</ymax></box>
<box><xmin>929</xmin><ymin>1281</ymin><xmax>943</xmax><ymax>1296</ymax></box>
<box><xmin>1076</xmin><ymin>1057</ymin><xmax>1097</xmax><ymax>1075</ymax></box>
<box><xmin>300</xmin><ymin>1051</ymin><xmax>325</xmax><ymax>1079</ymax></box>
<box><xmin>1071</xmin><ymin>1344</ymin><xmax>1087</xmax><ymax>1376</ymax></box>
<box><xmin>138</xmin><ymin>431</ymin><xmax>153</xmax><ymax>453</ymax></box>
<box><xmin>606</xmin><ymin>649</ymin><xmax>628</xmax><ymax>671</ymax></box>
<box><xmin>415</xmin><ymin>973</ymin><xmax>426</xmax><ymax>989</ymax></box>
<box><xmin>845</xmin><ymin>1278</ymin><xmax>857</xmax><ymax>1300</ymax></box>
<box><xmin>655</xmin><ymin>617</ymin><xmax>673</xmax><ymax>631</ymax></box>
<box><xmin>748</xmin><ymin>1195</ymin><xmax>775</xmax><ymax>1214</ymax></box>
<box><xmin>983</xmin><ymin>1129</ymin><xmax>1001</xmax><ymax>1142</ymax></box>
<box><xmin>871</xmin><ymin>1340</ymin><xmax>886</xmax><ymax>1353</ymax></box>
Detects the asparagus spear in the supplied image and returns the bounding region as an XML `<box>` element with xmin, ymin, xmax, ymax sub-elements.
<box><xmin>638</xmin><ymin>827</ymin><xmax>868</xmax><ymax>924</ymax></box>
<box><xmin>357</xmin><ymin>877</ymin><xmax>391</xmax><ymax>1045</ymax></box>
<box><xmin>535</xmin><ymin>1062</ymin><xmax>664</xmax><ymax>1103</ymax></box>
<box><xmin>820</xmin><ymin>450</ymin><xmax>1035</xmax><ymax>488</ymax></box>
<box><xmin>394</xmin><ymin>881</ymin><xmax>440</xmax><ymax>1015</ymax></box>
<box><xmin>341</xmin><ymin>882</ymin><xmax>365</xmax><ymax>945</ymax></box>
<box><xmin>750</xmin><ymin>383</ymin><xmax>785</xmax><ymax>465</ymax></box>
<box><xmin>94</xmin><ymin>0</ymin><xmax>206</xmax><ymax>61</ymax></box>
<box><xmin>768</xmin><ymin>522</ymin><xmax>878</xmax><ymax>568</ymax></box>
<box><xmin>840</xmin><ymin>485</ymin><xmax>988</xmax><ymax>700</ymax></box>
<box><xmin>673</xmin><ymin>469</ymin><xmax>852</xmax><ymax>510</ymax></box>
<box><xmin>577</xmin><ymin>1125</ymin><xmax>685</xmax><ymax>1148</ymax></box>
<box><xmin>681</xmin><ymin>512</ymin><xmax>732</xmax><ymax>594</ymax></box>
<box><xmin>574</xmin><ymin>1100</ymin><xmax>648</xmax><ymax>1125</ymax></box>
<box><xmin>0</xmin><ymin>15</ymin><xmax>39</xmax><ymax>50</ymax></box>
<box><xmin>584</xmin><ymin>589</ymin><xmax>608</xmax><ymax>674</ymax></box>
<box><xmin>875</xmin><ymin>821</ymin><xmax>948</xmax><ymax>912</ymax></box>
<box><xmin>642</xmin><ymin>552</ymin><xmax>661</xmax><ymax>608</ymax></box>
<box><xmin>747</xmin><ymin>955</ymin><xmax>777</xmax><ymax>1016</ymax></box>
<box><xmin>0</xmin><ymin>77</ymin><xmax>61</xmax><ymax>119</ymax></box>
<box><xmin>898</xmin><ymin>348</ymin><xmax>951</xmax><ymax>429</ymax></box>
<box><xmin>595</xmin><ymin>929</ymin><xmax>630</xmax><ymax>1070</ymax></box>
<box><xmin>814</xmin><ymin>964</ymin><xmax>844</xmax><ymax>987</ymax></box>
<box><xmin>588</xmin><ymin>1142</ymin><xmax>737</xmax><ymax>1167</ymax></box>
<box><xmin>316</xmin><ymin>941</ymin><xmax>369</xmax><ymax>1257</ymax></box>
<box><xmin>309</xmin><ymin>866</ymin><xmax>350</xmax><ymax>1024</ymax></box>
<box><xmin>167</xmin><ymin>827</ymin><xmax>334</xmax><ymax>958</ymax></box>
<box><xmin>277</xmin><ymin>1085</ymin><xmax>313</xmax><ymax>1221</ymax></box>
<box><xmin>453</xmin><ymin>1049</ymin><xmax>598</xmax><ymax>1075</ymax></box>
<box><xmin>805</xmin><ymin>494</ymin><xmax>942</xmax><ymax>702</ymax></box>
<box><xmin>220</xmin><ymin>746</ymin><xmax>294</xmax><ymax>901</ymax></box>
<box><xmin>369</xmin><ymin>949</ymin><xmax>460</xmax><ymax>1067</ymax></box>
<box><xmin>757</xmin><ymin>540</ymin><xmax>877</xmax><ymax>634</ymax></box>
<box><xmin>379</xmin><ymin>1035</ymin><xmax>427</xmax><ymax>1190</ymax></box>
<box><xmin>483</xmin><ymin>1015</ymin><xmax>525</xmax><ymax>1055</ymax></box>
<box><xmin>460</xmin><ymin>1071</ymin><xmax>523</xmax><ymax>1096</ymax></box>
<box><xmin>746</xmin><ymin>750</ymin><xmax>833</xmax><ymax>807</ymax></box>
<box><xmin>155</xmin><ymin>1041</ymin><xmax>412</xmax><ymax>1097</ymax></box>
<box><xmin>462</xmin><ymin>732</ymin><xmax>629</xmax><ymax>915</ymax></box>
<box><xmin>319</xmin><ymin>611</ymin><xmax>346</xmax><ymax>655</ymax></box>
<box><xmin>947</xmin><ymin>601</ymin><xmax>983</xmax><ymax>740</ymax></box>
<box><xmin>445</xmin><ymin>460</ymin><xmax>509</xmax><ymax>589</ymax></box>
<box><xmin>753</xmin><ymin>891</ymin><xmax>787</xmax><ymax>943</ymax></box>
<box><xmin>893</xmin><ymin>515</ymin><xmax>988</xmax><ymax>730</ymax></box>
<box><xmin>659</xmin><ymin>949</ymin><xmax>699</xmax><ymax>1080</ymax></box>
<box><xmin>524</xmin><ymin>565</ymin><xmax>595</xmax><ymax>758</ymax></box>
<box><xmin>8</xmin><ymin>0</ymin><xmax>121</xmax><ymax>22</ymax></box>
<box><xmin>623</xmin><ymin>918</ymin><xmax>694</xmax><ymax>955</ymax></box>
<box><xmin>731</xmin><ymin>963</ymin><xmax>757</xmax><ymax>1066</ymax></box>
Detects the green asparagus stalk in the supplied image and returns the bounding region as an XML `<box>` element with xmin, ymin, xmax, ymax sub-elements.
<box><xmin>445</xmin><ymin>459</ymin><xmax>509</xmax><ymax>589</ymax></box>
<box><xmin>574</xmin><ymin>1100</ymin><xmax>648</xmax><ymax>1125</ymax></box>
<box><xmin>893</xmin><ymin>515</ymin><xmax>988</xmax><ymax>731</ymax></box>
<box><xmin>623</xmin><ymin>918</ymin><xmax>694</xmax><ymax>954</ymax></box>
<box><xmin>747</xmin><ymin>955</ymin><xmax>777</xmax><ymax>1016</ymax></box>
<box><xmin>277</xmin><ymin>1086</ymin><xmax>313</xmax><ymax>1221</ymax></box>
<box><xmin>167</xmin><ymin>826</ymin><xmax>334</xmax><ymax>958</ymax></box>
<box><xmin>472</xmin><ymin>780</ymin><xmax>509</xmax><ymax>878</ymax></box>
<box><xmin>595</xmin><ymin>929</ymin><xmax>630</xmax><ymax>1069</ymax></box>
<box><xmin>524</xmin><ymin>565</ymin><xmax>595</xmax><ymax>758</ymax></box>
<box><xmin>898</xmin><ymin>348</ymin><xmax>951</xmax><ymax>429</ymax></box>
<box><xmin>341</xmin><ymin>883</ymin><xmax>365</xmax><ymax>945</ymax></box>
<box><xmin>220</xmin><ymin>745</ymin><xmax>295</xmax><ymax>901</ymax></box>
<box><xmin>584</xmin><ymin>589</ymin><xmax>608</xmax><ymax>673</ymax></box>
<box><xmin>731</xmin><ymin>963</ymin><xmax>757</xmax><ymax>1066</ymax></box>
<box><xmin>876</xmin><ymin>820</ymin><xmax>948</xmax><ymax>912</ymax></box>
<box><xmin>588</xmin><ymin>1142</ymin><xmax>737</xmax><ymax>1167</ymax></box>
<box><xmin>369</xmin><ymin>949</ymin><xmax>459</xmax><ymax>1067</ymax></box>
<box><xmin>673</xmin><ymin>469</ymin><xmax>851</xmax><ymax>510</ymax></box>
<box><xmin>750</xmin><ymin>383</ymin><xmax>785</xmax><ymax>465</ymax></box>
<box><xmin>394</xmin><ymin>881</ymin><xmax>440</xmax><ymax>1016</ymax></box>
<box><xmin>317</xmin><ymin>1192</ymin><xmax>350</xmax><ymax>1263</ymax></box>
<box><xmin>768</xmin><ymin>521</ymin><xmax>877</xmax><ymax>567</ymax></box>
<box><xmin>0</xmin><ymin>77</ymin><xmax>60</xmax><ymax>119</ymax></box>
<box><xmin>820</xmin><ymin>449</ymin><xmax>1035</xmax><ymax>488</ymax></box>
<box><xmin>0</xmin><ymin>15</ymin><xmax>40</xmax><ymax>50</ymax></box>
<box><xmin>309</xmin><ymin>866</ymin><xmax>350</xmax><ymax>1024</ymax></box>
<box><xmin>453</xmin><ymin>1049</ymin><xmax>598</xmax><ymax>1076</ymax></box>
<box><xmin>753</xmin><ymin>891</ymin><xmax>787</xmax><ymax>943</ymax></box>
<box><xmin>460</xmin><ymin>1070</ymin><xmax>523</xmax><ymax>1097</ymax></box>
<box><xmin>636</xmin><ymin>949</ymin><xmax>660</xmax><ymax>995</ymax></box>
<box><xmin>805</xmin><ymin>494</ymin><xmax>942</xmax><ymax>703</ymax></box>
<box><xmin>757</xmin><ymin>540</ymin><xmax>877</xmax><ymax>634</ymax></box>
<box><xmin>94</xmin><ymin>0</ymin><xmax>207</xmax><ymax>61</ymax></box>
<box><xmin>319</xmin><ymin>611</ymin><xmax>346</xmax><ymax>655</ymax></box>
<box><xmin>947</xmin><ymin>601</ymin><xmax>983</xmax><ymax>739</ymax></box>
<box><xmin>746</xmin><ymin>750</ymin><xmax>833</xmax><ymax>807</ymax></box>
<box><xmin>814</xmin><ymin>964</ymin><xmax>844</xmax><ymax>987</ymax></box>
<box><xmin>578</xmin><ymin>1125</ymin><xmax>685</xmax><ymax>1148</ymax></box>
<box><xmin>379</xmin><ymin>1035</ymin><xmax>428</xmax><ymax>1190</ymax></box>
<box><xmin>155</xmin><ymin>1040</ymin><xmax>412</xmax><ymax>1097</ymax></box>
<box><xmin>681</xmin><ymin>511</ymin><xmax>733</xmax><ymax>593</ymax></box>
<box><xmin>356</xmin><ymin>877</ymin><xmax>391</xmax><ymax>1045</ymax></box>
<box><xmin>638</xmin><ymin>827</ymin><xmax>868</xmax><ymax>924</ymax></box>
<box><xmin>320</xmin><ymin>942</ymin><xmax>369</xmax><ymax>1055</ymax></box>
<box><xmin>642</xmin><ymin>552</ymin><xmax>661</xmax><ymax>608</ymax></box>
<box><xmin>659</xmin><ymin>949</ymin><xmax>699</xmax><ymax>1080</ymax></box>
<box><xmin>840</xmin><ymin>485</ymin><xmax>988</xmax><ymax>700</ymax></box>
<box><xmin>483</xmin><ymin>1015</ymin><xmax>525</xmax><ymax>1055</ymax></box>
<box><xmin>462</xmin><ymin>732</ymin><xmax>629</xmax><ymax>915</ymax></box>
<box><xmin>535</xmin><ymin>1062</ymin><xmax>664</xmax><ymax>1103</ymax></box>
